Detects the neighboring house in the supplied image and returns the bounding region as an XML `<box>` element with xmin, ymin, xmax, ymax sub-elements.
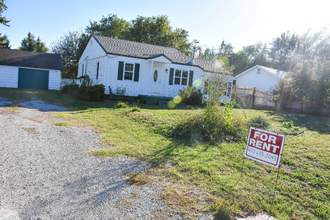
<box><xmin>233</xmin><ymin>65</ymin><xmax>288</xmax><ymax>92</ymax></box>
<box><xmin>0</xmin><ymin>48</ymin><xmax>64</xmax><ymax>90</ymax></box>
<box><xmin>78</xmin><ymin>35</ymin><xmax>232</xmax><ymax>100</ymax></box>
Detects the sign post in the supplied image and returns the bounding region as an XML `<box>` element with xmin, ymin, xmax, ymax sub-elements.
<box><xmin>244</xmin><ymin>127</ymin><xmax>285</xmax><ymax>168</ymax></box>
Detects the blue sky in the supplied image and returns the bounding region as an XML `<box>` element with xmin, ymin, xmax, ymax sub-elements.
<box><xmin>1</xmin><ymin>0</ymin><xmax>329</xmax><ymax>51</ymax></box>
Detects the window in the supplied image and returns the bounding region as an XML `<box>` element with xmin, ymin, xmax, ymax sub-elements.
<box><xmin>224</xmin><ymin>82</ymin><xmax>232</xmax><ymax>96</ymax></box>
<box><xmin>174</xmin><ymin>69</ymin><xmax>189</xmax><ymax>85</ymax></box>
<box><xmin>174</xmin><ymin>70</ymin><xmax>181</xmax><ymax>84</ymax></box>
<box><xmin>182</xmin><ymin>71</ymin><xmax>188</xmax><ymax>85</ymax></box>
<box><xmin>96</xmin><ymin>62</ymin><xmax>99</xmax><ymax>79</ymax></box>
<box><xmin>82</xmin><ymin>64</ymin><xmax>84</xmax><ymax>76</ymax></box>
<box><xmin>153</xmin><ymin>70</ymin><xmax>158</xmax><ymax>82</ymax></box>
<box><xmin>124</xmin><ymin>63</ymin><xmax>134</xmax><ymax>80</ymax></box>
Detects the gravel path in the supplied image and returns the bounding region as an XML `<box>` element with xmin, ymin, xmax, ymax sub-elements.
<box><xmin>0</xmin><ymin>104</ymin><xmax>185</xmax><ymax>219</ymax></box>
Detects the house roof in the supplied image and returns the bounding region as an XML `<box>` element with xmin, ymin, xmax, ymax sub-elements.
<box><xmin>93</xmin><ymin>35</ymin><xmax>225</xmax><ymax>73</ymax></box>
<box><xmin>0</xmin><ymin>48</ymin><xmax>64</xmax><ymax>70</ymax></box>
<box><xmin>234</xmin><ymin>65</ymin><xmax>288</xmax><ymax>80</ymax></box>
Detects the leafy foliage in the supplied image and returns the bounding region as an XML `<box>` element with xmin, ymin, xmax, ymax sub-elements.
<box><xmin>178</xmin><ymin>86</ymin><xmax>203</xmax><ymax>105</ymax></box>
<box><xmin>86</xmin><ymin>14</ymin><xmax>129</xmax><ymax>38</ymax></box>
<box><xmin>86</xmin><ymin>14</ymin><xmax>193</xmax><ymax>55</ymax></box>
<box><xmin>61</xmin><ymin>75</ymin><xmax>105</xmax><ymax>102</ymax></box>
<box><xmin>0</xmin><ymin>0</ymin><xmax>9</xmax><ymax>27</ymax></box>
<box><xmin>51</xmin><ymin>31</ymin><xmax>88</xmax><ymax>78</ymax></box>
<box><xmin>115</xmin><ymin>102</ymin><xmax>129</xmax><ymax>109</ymax></box>
<box><xmin>20</xmin><ymin>32</ymin><xmax>47</xmax><ymax>52</ymax></box>
<box><xmin>0</xmin><ymin>33</ymin><xmax>9</xmax><ymax>48</ymax></box>
<box><xmin>248</xmin><ymin>115</ymin><xmax>270</xmax><ymax>129</ymax></box>
<box><xmin>175</xmin><ymin>104</ymin><xmax>247</xmax><ymax>143</ymax></box>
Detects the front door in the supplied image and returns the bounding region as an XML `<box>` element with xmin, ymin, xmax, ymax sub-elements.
<box><xmin>150</xmin><ymin>66</ymin><xmax>163</xmax><ymax>95</ymax></box>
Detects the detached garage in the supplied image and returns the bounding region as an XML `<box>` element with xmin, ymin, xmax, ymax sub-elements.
<box><xmin>0</xmin><ymin>48</ymin><xmax>64</xmax><ymax>90</ymax></box>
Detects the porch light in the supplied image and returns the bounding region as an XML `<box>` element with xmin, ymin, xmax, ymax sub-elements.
<box><xmin>165</xmin><ymin>69</ymin><xmax>168</xmax><ymax>73</ymax></box>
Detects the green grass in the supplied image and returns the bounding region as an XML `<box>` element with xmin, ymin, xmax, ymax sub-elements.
<box><xmin>1</xmin><ymin>88</ymin><xmax>329</xmax><ymax>219</ymax></box>
<box><xmin>52</xmin><ymin>122</ymin><xmax>70</xmax><ymax>126</ymax></box>
<box><xmin>53</xmin><ymin>107</ymin><xmax>330</xmax><ymax>219</ymax></box>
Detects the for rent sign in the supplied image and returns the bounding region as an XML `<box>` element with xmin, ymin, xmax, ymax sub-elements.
<box><xmin>244</xmin><ymin>127</ymin><xmax>285</xmax><ymax>168</ymax></box>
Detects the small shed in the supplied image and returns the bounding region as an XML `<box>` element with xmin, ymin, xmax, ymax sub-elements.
<box><xmin>234</xmin><ymin>65</ymin><xmax>288</xmax><ymax>92</ymax></box>
<box><xmin>0</xmin><ymin>48</ymin><xmax>64</xmax><ymax>90</ymax></box>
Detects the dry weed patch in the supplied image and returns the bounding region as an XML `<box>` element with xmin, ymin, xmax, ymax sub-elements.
<box><xmin>116</xmin><ymin>198</ymin><xmax>133</xmax><ymax>209</ymax></box>
<box><xmin>23</xmin><ymin>127</ymin><xmax>40</xmax><ymax>135</ymax></box>
<box><xmin>126</xmin><ymin>172</ymin><xmax>153</xmax><ymax>186</ymax></box>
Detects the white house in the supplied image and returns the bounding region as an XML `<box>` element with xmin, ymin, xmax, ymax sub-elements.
<box><xmin>0</xmin><ymin>49</ymin><xmax>63</xmax><ymax>90</ymax></box>
<box><xmin>78</xmin><ymin>35</ymin><xmax>232</xmax><ymax>100</ymax></box>
<box><xmin>233</xmin><ymin>65</ymin><xmax>288</xmax><ymax>92</ymax></box>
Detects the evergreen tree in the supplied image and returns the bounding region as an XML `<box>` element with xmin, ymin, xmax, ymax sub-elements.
<box><xmin>0</xmin><ymin>0</ymin><xmax>10</xmax><ymax>48</ymax></box>
<box><xmin>20</xmin><ymin>32</ymin><xmax>47</xmax><ymax>52</ymax></box>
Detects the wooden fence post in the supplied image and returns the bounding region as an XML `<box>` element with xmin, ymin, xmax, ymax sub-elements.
<box><xmin>252</xmin><ymin>87</ymin><xmax>256</xmax><ymax>107</ymax></box>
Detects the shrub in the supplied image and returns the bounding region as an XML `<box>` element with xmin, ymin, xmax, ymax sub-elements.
<box><xmin>115</xmin><ymin>102</ymin><xmax>129</xmax><ymax>109</ymax></box>
<box><xmin>61</xmin><ymin>84</ymin><xmax>79</xmax><ymax>94</ymax></box>
<box><xmin>175</xmin><ymin>104</ymin><xmax>247</xmax><ymax>143</ymax></box>
<box><xmin>178</xmin><ymin>86</ymin><xmax>203</xmax><ymax>105</ymax></box>
<box><xmin>249</xmin><ymin>116</ymin><xmax>270</xmax><ymax>129</ymax></box>
<box><xmin>282</xmin><ymin>121</ymin><xmax>294</xmax><ymax>128</ymax></box>
<box><xmin>87</xmin><ymin>84</ymin><xmax>105</xmax><ymax>101</ymax></box>
<box><xmin>130</xmin><ymin>106</ymin><xmax>141</xmax><ymax>112</ymax></box>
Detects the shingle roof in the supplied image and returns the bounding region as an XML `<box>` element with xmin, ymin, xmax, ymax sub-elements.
<box><xmin>261</xmin><ymin>66</ymin><xmax>288</xmax><ymax>79</ymax></box>
<box><xmin>0</xmin><ymin>48</ymin><xmax>64</xmax><ymax>70</ymax></box>
<box><xmin>93</xmin><ymin>35</ymin><xmax>224</xmax><ymax>73</ymax></box>
<box><xmin>234</xmin><ymin>65</ymin><xmax>288</xmax><ymax>79</ymax></box>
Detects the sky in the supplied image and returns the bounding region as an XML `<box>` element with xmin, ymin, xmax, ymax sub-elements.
<box><xmin>1</xmin><ymin>0</ymin><xmax>330</xmax><ymax>52</ymax></box>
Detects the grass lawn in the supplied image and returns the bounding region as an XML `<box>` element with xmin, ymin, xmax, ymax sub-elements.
<box><xmin>1</xmin><ymin>88</ymin><xmax>329</xmax><ymax>219</ymax></box>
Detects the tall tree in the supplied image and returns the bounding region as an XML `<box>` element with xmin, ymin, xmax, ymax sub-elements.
<box><xmin>0</xmin><ymin>0</ymin><xmax>9</xmax><ymax>26</ymax></box>
<box><xmin>51</xmin><ymin>31</ymin><xmax>88</xmax><ymax>78</ymax></box>
<box><xmin>0</xmin><ymin>0</ymin><xmax>10</xmax><ymax>48</ymax></box>
<box><xmin>218</xmin><ymin>40</ymin><xmax>233</xmax><ymax>57</ymax></box>
<box><xmin>268</xmin><ymin>31</ymin><xmax>299</xmax><ymax>71</ymax></box>
<box><xmin>35</xmin><ymin>37</ymin><xmax>47</xmax><ymax>52</ymax></box>
<box><xmin>20</xmin><ymin>32</ymin><xmax>35</xmax><ymax>51</ymax></box>
<box><xmin>20</xmin><ymin>32</ymin><xmax>47</xmax><ymax>52</ymax></box>
<box><xmin>0</xmin><ymin>33</ymin><xmax>9</xmax><ymax>48</ymax></box>
<box><xmin>86</xmin><ymin>14</ymin><xmax>129</xmax><ymax>38</ymax></box>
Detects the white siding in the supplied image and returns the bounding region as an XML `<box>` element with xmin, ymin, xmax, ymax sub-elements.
<box><xmin>48</xmin><ymin>70</ymin><xmax>61</xmax><ymax>90</ymax></box>
<box><xmin>0</xmin><ymin>65</ymin><xmax>61</xmax><ymax>90</ymax></box>
<box><xmin>78</xmin><ymin>37</ymin><xmax>108</xmax><ymax>79</ymax></box>
<box><xmin>0</xmin><ymin>65</ymin><xmax>19</xmax><ymax>88</ymax></box>
<box><xmin>235</xmin><ymin>68</ymin><xmax>280</xmax><ymax>91</ymax></box>
<box><xmin>78</xmin><ymin>36</ymin><xmax>212</xmax><ymax>98</ymax></box>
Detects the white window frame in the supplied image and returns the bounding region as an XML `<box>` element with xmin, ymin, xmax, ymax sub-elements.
<box><xmin>124</xmin><ymin>62</ymin><xmax>135</xmax><ymax>81</ymax></box>
<box><xmin>181</xmin><ymin>70</ymin><xmax>188</xmax><ymax>85</ymax></box>
<box><xmin>174</xmin><ymin>69</ymin><xmax>189</xmax><ymax>85</ymax></box>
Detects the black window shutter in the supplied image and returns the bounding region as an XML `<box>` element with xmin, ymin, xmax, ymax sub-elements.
<box><xmin>117</xmin><ymin>61</ymin><xmax>124</xmax><ymax>80</ymax></box>
<box><xmin>134</xmin><ymin>63</ymin><xmax>140</xmax><ymax>82</ymax></box>
<box><xmin>169</xmin><ymin>68</ymin><xmax>174</xmax><ymax>85</ymax></box>
<box><xmin>189</xmin><ymin>71</ymin><xmax>194</xmax><ymax>86</ymax></box>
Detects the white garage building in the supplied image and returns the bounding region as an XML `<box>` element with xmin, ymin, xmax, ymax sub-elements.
<box><xmin>234</xmin><ymin>65</ymin><xmax>288</xmax><ymax>92</ymax></box>
<box><xmin>0</xmin><ymin>48</ymin><xmax>64</xmax><ymax>90</ymax></box>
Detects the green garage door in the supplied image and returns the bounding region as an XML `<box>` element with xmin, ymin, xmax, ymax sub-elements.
<box><xmin>18</xmin><ymin>68</ymin><xmax>49</xmax><ymax>90</ymax></box>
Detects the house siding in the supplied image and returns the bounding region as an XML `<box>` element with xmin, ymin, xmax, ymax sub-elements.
<box><xmin>48</xmin><ymin>70</ymin><xmax>61</xmax><ymax>90</ymax></box>
<box><xmin>235</xmin><ymin>68</ymin><xmax>280</xmax><ymax>91</ymax></box>
<box><xmin>78</xmin><ymin>36</ymin><xmax>232</xmax><ymax>100</ymax></box>
<box><xmin>0</xmin><ymin>65</ymin><xmax>61</xmax><ymax>90</ymax></box>
<box><xmin>0</xmin><ymin>65</ymin><xmax>19</xmax><ymax>88</ymax></box>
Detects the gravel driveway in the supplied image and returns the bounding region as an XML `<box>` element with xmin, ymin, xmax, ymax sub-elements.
<box><xmin>0</xmin><ymin>100</ymin><xmax>187</xmax><ymax>220</ymax></box>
